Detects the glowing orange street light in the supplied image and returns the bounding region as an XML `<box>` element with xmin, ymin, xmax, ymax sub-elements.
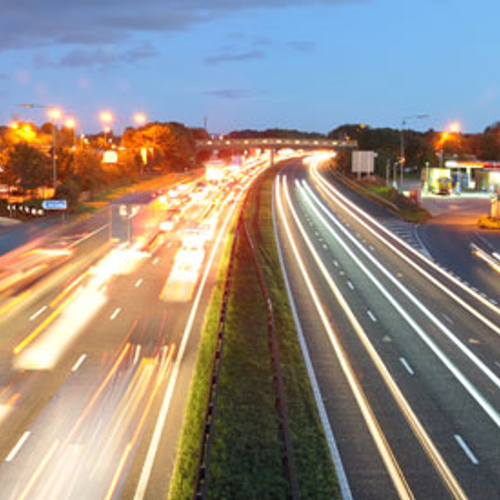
<box><xmin>134</xmin><ymin>113</ymin><xmax>147</xmax><ymax>126</ymax></box>
<box><xmin>47</xmin><ymin>108</ymin><xmax>62</xmax><ymax>193</ymax></box>
<box><xmin>65</xmin><ymin>118</ymin><xmax>77</xmax><ymax>148</ymax></box>
<box><xmin>99</xmin><ymin>111</ymin><xmax>113</xmax><ymax>124</ymax></box>
<box><xmin>48</xmin><ymin>108</ymin><xmax>62</xmax><ymax>121</ymax></box>
<box><xmin>449</xmin><ymin>121</ymin><xmax>461</xmax><ymax>134</ymax></box>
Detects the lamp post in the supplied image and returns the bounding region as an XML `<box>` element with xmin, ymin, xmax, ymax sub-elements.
<box><xmin>99</xmin><ymin>111</ymin><xmax>114</xmax><ymax>143</ymax></box>
<box><xmin>400</xmin><ymin>114</ymin><xmax>429</xmax><ymax>190</ymax></box>
<box><xmin>65</xmin><ymin>117</ymin><xmax>77</xmax><ymax>149</ymax></box>
<box><xmin>48</xmin><ymin>107</ymin><xmax>62</xmax><ymax>193</ymax></box>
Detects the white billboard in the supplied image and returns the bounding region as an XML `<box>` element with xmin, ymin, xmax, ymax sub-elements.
<box><xmin>352</xmin><ymin>151</ymin><xmax>375</xmax><ymax>175</ymax></box>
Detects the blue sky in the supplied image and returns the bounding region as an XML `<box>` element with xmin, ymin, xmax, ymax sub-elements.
<box><xmin>0</xmin><ymin>0</ymin><xmax>498</xmax><ymax>134</ymax></box>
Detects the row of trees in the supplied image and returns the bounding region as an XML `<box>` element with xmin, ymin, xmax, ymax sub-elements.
<box><xmin>0</xmin><ymin>121</ymin><xmax>209</xmax><ymax>209</ymax></box>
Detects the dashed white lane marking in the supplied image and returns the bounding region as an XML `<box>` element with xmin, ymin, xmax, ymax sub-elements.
<box><xmin>495</xmin><ymin>361</ymin><xmax>500</xmax><ymax>370</ymax></box>
<box><xmin>71</xmin><ymin>354</ymin><xmax>87</xmax><ymax>372</ymax></box>
<box><xmin>322</xmin><ymin>244</ymin><xmax>328</xmax><ymax>250</ymax></box>
<box><xmin>400</xmin><ymin>357</ymin><xmax>414</xmax><ymax>375</ymax></box>
<box><xmin>454</xmin><ymin>435</ymin><xmax>479</xmax><ymax>465</ymax></box>
<box><xmin>6</xmin><ymin>431</ymin><xmax>31</xmax><ymax>462</ymax></box>
<box><xmin>369</xmin><ymin>245</ymin><xmax>375</xmax><ymax>251</ymax></box>
<box><xmin>367</xmin><ymin>310</ymin><xmax>377</xmax><ymax>322</ymax></box>
<box><xmin>135</xmin><ymin>278</ymin><xmax>143</xmax><ymax>288</ymax></box>
<box><xmin>442</xmin><ymin>314</ymin><xmax>453</xmax><ymax>324</ymax></box>
<box><xmin>339</xmin><ymin>271</ymin><xmax>345</xmax><ymax>276</ymax></box>
<box><xmin>491</xmin><ymin>299</ymin><xmax>498</xmax><ymax>305</ymax></box>
<box><xmin>110</xmin><ymin>307</ymin><xmax>121</xmax><ymax>321</ymax></box>
<box><xmin>29</xmin><ymin>306</ymin><xmax>47</xmax><ymax>321</ymax></box>
<box><xmin>333</xmin><ymin>260</ymin><xmax>339</xmax><ymax>267</ymax></box>
<box><xmin>347</xmin><ymin>281</ymin><xmax>354</xmax><ymax>290</ymax></box>
<box><xmin>153</xmin><ymin>257</ymin><xmax>160</xmax><ymax>265</ymax></box>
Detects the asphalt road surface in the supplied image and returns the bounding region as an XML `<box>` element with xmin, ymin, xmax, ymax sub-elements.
<box><xmin>0</xmin><ymin>157</ymin><xmax>270</xmax><ymax>499</ymax></box>
<box><xmin>274</xmin><ymin>156</ymin><xmax>500</xmax><ymax>499</ymax></box>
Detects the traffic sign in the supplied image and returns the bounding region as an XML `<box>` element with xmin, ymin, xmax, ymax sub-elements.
<box><xmin>42</xmin><ymin>199</ymin><xmax>68</xmax><ymax>210</ymax></box>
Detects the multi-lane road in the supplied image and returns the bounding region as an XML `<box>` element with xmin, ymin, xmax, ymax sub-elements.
<box><xmin>0</xmin><ymin>158</ymin><xmax>269</xmax><ymax>499</ymax></box>
<box><xmin>274</xmin><ymin>157</ymin><xmax>500</xmax><ymax>499</ymax></box>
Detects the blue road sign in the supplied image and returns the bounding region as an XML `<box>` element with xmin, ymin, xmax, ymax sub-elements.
<box><xmin>42</xmin><ymin>199</ymin><xmax>68</xmax><ymax>210</ymax></box>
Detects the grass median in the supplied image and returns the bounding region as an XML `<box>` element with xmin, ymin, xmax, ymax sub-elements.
<box><xmin>169</xmin><ymin>166</ymin><xmax>339</xmax><ymax>499</ymax></box>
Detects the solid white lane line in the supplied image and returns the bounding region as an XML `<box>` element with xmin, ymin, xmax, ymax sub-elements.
<box><xmin>367</xmin><ymin>310</ymin><xmax>377</xmax><ymax>322</ymax></box>
<box><xmin>71</xmin><ymin>354</ymin><xmax>87</xmax><ymax>373</ymax></box>
<box><xmin>110</xmin><ymin>308</ymin><xmax>121</xmax><ymax>321</ymax></box>
<box><xmin>29</xmin><ymin>306</ymin><xmax>47</xmax><ymax>321</ymax></box>
<box><xmin>400</xmin><ymin>358</ymin><xmax>414</xmax><ymax>375</ymax></box>
<box><xmin>273</xmin><ymin>180</ymin><xmax>353</xmax><ymax>500</ymax></box>
<box><xmin>302</xmin><ymin>181</ymin><xmax>500</xmax><ymax>431</ymax></box>
<box><xmin>134</xmin><ymin>169</ymin><xmax>258</xmax><ymax>500</ymax></box>
<box><xmin>454</xmin><ymin>435</ymin><xmax>479</xmax><ymax>465</ymax></box>
<box><xmin>135</xmin><ymin>278</ymin><xmax>143</xmax><ymax>288</ymax></box>
<box><xmin>6</xmin><ymin>431</ymin><xmax>31</xmax><ymax>462</ymax></box>
<box><xmin>347</xmin><ymin>281</ymin><xmax>354</xmax><ymax>290</ymax></box>
<box><xmin>313</xmin><ymin>167</ymin><xmax>500</xmax><ymax>338</ymax></box>
<box><xmin>279</xmin><ymin>177</ymin><xmax>412</xmax><ymax>499</ymax></box>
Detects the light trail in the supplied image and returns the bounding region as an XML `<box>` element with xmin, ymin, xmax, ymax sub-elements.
<box><xmin>282</xmin><ymin>174</ymin><xmax>468</xmax><ymax>499</ymax></box>
<box><xmin>276</xmin><ymin>176</ymin><xmax>414</xmax><ymax>500</ymax></box>
<box><xmin>300</xmin><ymin>179</ymin><xmax>500</xmax><ymax>430</ymax></box>
<box><xmin>311</xmin><ymin>163</ymin><xmax>500</xmax><ymax>338</ymax></box>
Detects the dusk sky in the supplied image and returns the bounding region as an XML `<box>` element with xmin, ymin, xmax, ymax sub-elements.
<box><xmin>0</xmin><ymin>0</ymin><xmax>498</xmax><ymax>134</ymax></box>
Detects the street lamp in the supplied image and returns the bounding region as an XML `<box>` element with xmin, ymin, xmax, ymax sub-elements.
<box><xmin>400</xmin><ymin>114</ymin><xmax>430</xmax><ymax>189</ymax></box>
<box><xmin>65</xmin><ymin>117</ymin><xmax>77</xmax><ymax>149</ymax></box>
<box><xmin>99</xmin><ymin>111</ymin><xmax>114</xmax><ymax>143</ymax></box>
<box><xmin>133</xmin><ymin>113</ymin><xmax>147</xmax><ymax>126</ymax></box>
<box><xmin>48</xmin><ymin>107</ymin><xmax>62</xmax><ymax>193</ymax></box>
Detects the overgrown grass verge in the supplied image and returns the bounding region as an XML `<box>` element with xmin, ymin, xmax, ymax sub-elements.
<box><xmin>207</xmin><ymin>221</ymin><xmax>288</xmax><ymax>498</ymax></box>
<box><xmin>243</xmin><ymin>168</ymin><xmax>339</xmax><ymax>498</ymax></box>
<box><xmin>168</xmin><ymin>217</ymin><xmax>238</xmax><ymax>500</ymax></box>
<box><xmin>169</xmin><ymin>167</ymin><xmax>339</xmax><ymax>499</ymax></box>
<box><xmin>478</xmin><ymin>215</ymin><xmax>500</xmax><ymax>229</ymax></box>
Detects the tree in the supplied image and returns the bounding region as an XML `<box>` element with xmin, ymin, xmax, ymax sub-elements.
<box><xmin>5</xmin><ymin>143</ymin><xmax>51</xmax><ymax>192</ymax></box>
<box><xmin>71</xmin><ymin>147</ymin><xmax>107</xmax><ymax>193</ymax></box>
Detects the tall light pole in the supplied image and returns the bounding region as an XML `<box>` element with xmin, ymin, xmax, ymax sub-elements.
<box><xmin>400</xmin><ymin>114</ymin><xmax>429</xmax><ymax>190</ymax></box>
<box><xmin>48</xmin><ymin>107</ymin><xmax>62</xmax><ymax>193</ymax></box>
<box><xmin>99</xmin><ymin>111</ymin><xmax>114</xmax><ymax>143</ymax></box>
<box><xmin>65</xmin><ymin>117</ymin><xmax>77</xmax><ymax>150</ymax></box>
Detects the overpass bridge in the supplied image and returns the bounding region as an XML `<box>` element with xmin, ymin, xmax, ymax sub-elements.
<box><xmin>195</xmin><ymin>137</ymin><xmax>358</xmax><ymax>151</ymax></box>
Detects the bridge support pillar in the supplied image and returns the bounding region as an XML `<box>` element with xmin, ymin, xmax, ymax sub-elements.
<box><xmin>270</xmin><ymin>148</ymin><xmax>275</xmax><ymax>167</ymax></box>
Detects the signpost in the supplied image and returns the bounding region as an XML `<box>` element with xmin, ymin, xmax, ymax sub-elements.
<box><xmin>42</xmin><ymin>200</ymin><xmax>68</xmax><ymax>211</ymax></box>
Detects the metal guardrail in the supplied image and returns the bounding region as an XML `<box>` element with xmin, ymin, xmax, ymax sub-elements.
<box><xmin>194</xmin><ymin>182</ymin><xmax>299</xmax><ymax>499</ymax></box>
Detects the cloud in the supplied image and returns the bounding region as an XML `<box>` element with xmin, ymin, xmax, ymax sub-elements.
<box><xmin>287</xmin><ymin>41</ymin><xmax>316</xmax><ymax>52</ymax></box>
<box><xmin>0</xmin><ymin>1</ymin><xmax>362</xmax><ymax>52</ymax></box>
<box><xmin>35</xmin><ymin>42</ymin><xmax>156</xmax><ymax>69</ymax></box>
<box><xmin>0</xmin><ymin>73</ymin><xmax>8</xmax><ymax>80</ymax></box>
<box><xmin>205</xmin><ymin>49</ymin><xmax>265</xmax><ymax>65</ymax></box>
<box><xmin>204</xmin><ymin>89</ymin><xmax>258</xmax><ymax>99</ymax></box>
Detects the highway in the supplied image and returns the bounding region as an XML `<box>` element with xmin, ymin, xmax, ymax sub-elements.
<box><xmin>274</xmin><ymin>156</ymin><xmax>500</xmax><ymax>499</ymax></box>
<box><xmin>0</xmin><ymin>157</ymin><xmax>271</xmax><ymax>499</ymax></box>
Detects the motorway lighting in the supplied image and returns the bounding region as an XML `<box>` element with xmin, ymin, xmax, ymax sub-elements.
<box><xmin>449</xmin><ymin>121</ymin><xmax>461</xmax><ymax>134</ymax></box>
<box><xmin>48</xmin><ymin>108</ymin><xmax>63</xmax><ymax>193</ymax></box>
<box><xmin>9</xmin><ymin>122</ymin><xmax>18</xmax><ymax>129</ymax></box>
<box><xmin>65</xmin><ymin>117</ymin><xmax>77</xmax><ymax>149</ymax></box>
<box><xmin>99</xmin><ymin>111</ymin><xmax>113</xmax><ymax>124</ymax></box>
<box><xmin>134</xmin><ymin>113</ymin><xmax>147</xmax><ymax>126</ymax></box>
<box><xmin>48</xmin><ymin>108</ymin><xmax>62</xmax><ymax>121</ymax></box>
